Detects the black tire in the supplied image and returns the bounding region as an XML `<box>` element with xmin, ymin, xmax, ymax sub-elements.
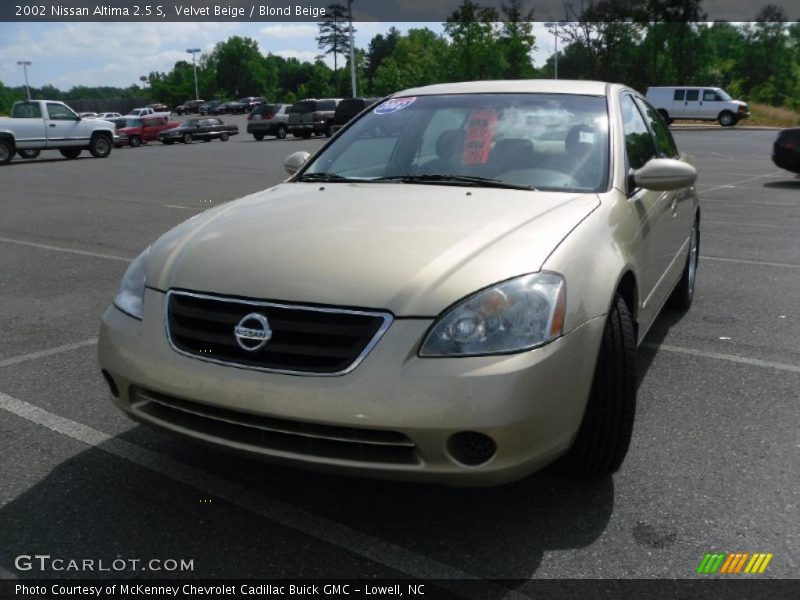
<box><xmin>0</xmin><ymin>139</ymin><xmax>13</xmax><ymax>165</ymax></box>
<box><xmin>563</xmin><ymin>295</ymin><xmax>637</xmax><ymax>477</ymax></box>
<box><xmin>292</xmin><ymin>133</ymin><xmax>302</xmax><ymax>138</ymax></box>
<box><xmin>253</xmin><ymin>132</ymin><xmax>265</xmax><ymax>141</ymax></box>
<box><xmin>162</xmin><ymin>139</ymin><xmax>174</xmax><ymax>145</ymax></box>
<box><xmin>129</xmin><ymin>135</ymin><xmax>141</xmax><ymax>148</ymax></box>
<box><xmin>275</xmin><ymin>125</ymin><xmax>287</xmax><ymax>140</ymax></box>
<box><xmin>657</xmin><ymin>109</ymin><xmax>674</xmax><ymax>126</ymax></box>
<box><xmin>60</xmin><ymin>148</ymin><xmax>82</xmax><ymax>159</ymax></box>
<box><xmin>302</xmin><ymin>131</ymin><xmax>312</xmax><ymax>139</ymax></box>
<box><xmin>18</xmin><ymin>149</ymin><xmax>40</xmax><ymax>159</ymax></box>
<box><xmin>89</xmin><ymin>134</ymin><xmax>112</xmax><ymax>158</ymax></box>
<box><xmin>219</xmin><ymin>132</ymin><xmax>229</xmax><ymax>142</ymax></box>
<box><xmin>324</xmin><ymin>125</ymin><xmax>333</xmax><ymax>138</ymax></box>
<box><xmin>718</xmin><ymin>111</ymin><xmax>736</xmax><ymax>127</ymax></box>
<box><xmin>667</xmin><ymin>219</ymin><xmax>700</xmax><ymax>310</ymax></box>
<box><xmin>183</xmin><ymin>133</ymin><xmax>193</xmax><ymax>144</ymax></box>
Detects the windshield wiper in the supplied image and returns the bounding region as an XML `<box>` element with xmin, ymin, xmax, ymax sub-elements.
<box><xmin>296</xmin><ymin>172</ymin><xmax>358</xmax><ymax>183</ymax></box>
<box><xmin>369</xmin><ymin>174</ymin><xmax>537</xmax><ymax>191</ymax></box>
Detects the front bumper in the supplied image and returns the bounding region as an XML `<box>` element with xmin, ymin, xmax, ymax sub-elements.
<box><xmin>98</xmin><ymin>289</ymin><xmax>604</xmax><ymax>486</ymax></box>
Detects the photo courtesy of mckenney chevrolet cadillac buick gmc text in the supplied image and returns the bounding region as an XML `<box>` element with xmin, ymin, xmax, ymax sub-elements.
<box><xmin>98</xmin><ymin>80</ymin><xmax>699</xmax><ymax>486</ymax></box>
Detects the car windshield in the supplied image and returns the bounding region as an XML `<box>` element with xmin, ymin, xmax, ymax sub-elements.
<box><xmin>717</xmin><ymin>89</ymin><xmax>732</xmax><ymax>101</ymax></box>
<box><xmin>126</xmin><ymin>119</ymin><xmax>143</xmax><ymax>127</ymax></box>
<box><xmin>301</xmin><ymin>93</ymin><xmax>610</xmax><ymax>193</ymax></box>
<box><xmin>184</xmin><ymin>119</ymin><xmax>200</xmax><ymax>126</ymax></box>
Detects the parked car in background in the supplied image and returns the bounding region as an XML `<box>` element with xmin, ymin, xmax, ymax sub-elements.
<box><xmin>147</xmin><ymin>103</ymin><xmax>169</xmax><ymax>113</ymax></box>
<box><xmin>158</xmin><ymin>117</ymin><xmax>239</xmax><ymax>144</ymax></box>
<box><xmin>0</xmin><ymin>100</ymin><xmax>114</xmax><ymax>164</ymax></box>
<box><xmin>175</xmin><ymin>100</ymin><xmax>206</xmax><ymax>115</ymax></box>
<box><xmin>199</xmin><ymin>100</ymin><xmax>223</xmax><ymax>115</ymax></box>
<box><xmin>79</xmin><ymin>112</ymin><xmax>99</xmax><ymax>119</ymax></box>
<box><xmin>331</xmin><ymin>97</ymin><xmax>382</xmax><ymax>134</ymax></box>
<box><xmin>99</xmin><ymin>80</ymin><xmax>700</xmax><ymax>485</ymax></box>
<box><xmin>772</xmin><ymin>128</ymin><xmax>800</xmax><ymax>173</ymax></box>
<box><xmin>238</xmin><ymin>97</ymin><xmax>264</xmax><ymax>113</ymax></box>
<box><xmin>646</xmin><ymin>86</ymin><xmax>749</xmax><ymax>126</ymax></box>
<box><xmin>115</xmin><ymin>115</ymin><xmax>179</xmax><ymax>147</ymax></box>
<box><xmin>97</xmin><ymin>112</ymin><xmax>123</xmax><ymax>120</ymax></box>
<box><xmin>247</xmin><ymin>103</ymin><xmax>290</xmax><ymax>140</ymax></box>
<box><xmin>127</xmin><ymin>107</ymin><xmax>155</xmax><ymax>118</ymax></box>
<box><xmin>287</xmin><ymin>98</ymin><xmax>342</xmax><ymax>138</ymax></box>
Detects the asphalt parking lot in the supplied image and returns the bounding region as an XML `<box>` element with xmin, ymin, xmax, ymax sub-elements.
<box><xmin>1</xmin><ymin>116</ymin><xmax>798</xmax><ymax>589</ymax></box>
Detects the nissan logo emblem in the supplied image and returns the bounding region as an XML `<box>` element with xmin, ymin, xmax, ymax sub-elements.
<box><xmin>234</xmin><ymin>313</ymin><xmax>272</xmax><ymax>352</ymax></box>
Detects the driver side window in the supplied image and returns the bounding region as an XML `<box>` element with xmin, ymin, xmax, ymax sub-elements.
<box><xmin>621</xmin><ymin>95</ymin><xmax>655</xmax><ymax>170</ymax></box>
<box><xmin>46</xmin><ymin>103</ymin><xmax>76</xmax><ymax>121</ymax></box>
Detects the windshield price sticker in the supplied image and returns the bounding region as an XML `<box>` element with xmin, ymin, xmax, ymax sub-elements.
<box><xmin>374</xmin><ymin>97</ymin><xmax>417</xmax><ymax>115</ymax></box>
<box><xmin>463</xmin><ymin>108</ymin><xmax>499</xmax><ymax>165</ymax></box>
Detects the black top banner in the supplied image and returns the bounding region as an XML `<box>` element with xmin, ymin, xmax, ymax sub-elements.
<box><xmin>3</xmin><ymin>0</ymin><xmax>800</xmax><ymax>22</ymax></box>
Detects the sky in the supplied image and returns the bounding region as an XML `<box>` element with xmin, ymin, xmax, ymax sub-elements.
<box><xmin>0</xmin><ymin>21</ymin><xmax>555</xmax><ymax>91</ymax></box>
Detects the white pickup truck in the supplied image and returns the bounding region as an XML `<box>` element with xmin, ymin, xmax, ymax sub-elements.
<box><xmin>0</xmin><ymin>100</ymin><xmax>116</xmax><ymax>165</ymax></box>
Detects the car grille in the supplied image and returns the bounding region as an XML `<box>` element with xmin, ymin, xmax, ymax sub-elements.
<box><xmin>130</xmin><ymin>388</ymin><xmax>419</xmax><ymax>465</ymax></box>
<box><xmin>166</xmin><ymin>291</ymin><xmax>392</xmax><ymax>375</ymax></box>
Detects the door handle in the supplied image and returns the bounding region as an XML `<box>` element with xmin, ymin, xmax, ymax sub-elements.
<box><xmin>49</xmin><ymin>123</ymin><xmax>56</xmax><ymax>127</ymax></box>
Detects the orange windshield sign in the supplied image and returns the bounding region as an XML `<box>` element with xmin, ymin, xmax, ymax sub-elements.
<box><xmin>463</xmin><ymin>109</ymin><xmax>498</xmax><ymax>165</ymax></box>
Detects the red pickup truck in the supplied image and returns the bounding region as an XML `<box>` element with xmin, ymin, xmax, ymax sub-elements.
<box><xmin>115</xmin><ymin>115</ymin><xmax>179</xmax><ymax>147</ymax></box>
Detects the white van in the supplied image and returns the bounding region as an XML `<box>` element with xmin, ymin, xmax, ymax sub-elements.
<box><xmin>645</xmin><ymin>86</ymin><xmax>749</xmax><ymax>127</ymax></box>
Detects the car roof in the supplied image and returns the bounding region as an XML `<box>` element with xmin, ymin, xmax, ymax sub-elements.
<box><xmin>397</xmin><ymin>79</ymin><xmax>611</xmax><ymax>97</ymax></box>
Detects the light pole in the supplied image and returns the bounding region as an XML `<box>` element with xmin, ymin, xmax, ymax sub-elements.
<box><xmin>347</xmin><ymin>0</ymin><xmax>357</xmax><ymax>97</ymax></box>
<box><xmin>544</xmin><ymin>22</ymin><xmax>560</xmax><ymax>79</ymax></box>
<box><xmin>186</xmin><ymin>48</ymin><xmax>201</xmax><ymax>100</ymax></box>
<box><xmin>17</xmin><ymin>61</ymin><xmax>32</xmax><ymax>100</ymax></box>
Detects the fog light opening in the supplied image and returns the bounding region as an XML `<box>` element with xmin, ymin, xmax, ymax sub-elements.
<box><xmin>448</xmin><ymin>431</ymin><xmax>497</xmax><ymax>466</ymax></box>
<box><xmin>101</xmin><ymin>370</ymin><xmax>119</xmax><ymax>398</ymax></box>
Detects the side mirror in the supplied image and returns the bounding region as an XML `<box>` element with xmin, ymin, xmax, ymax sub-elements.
<box><xmin>633</xmin><ymin>158</ymin><xmax>697</xmax><ymax>191</ymax></box>
<box><xmin>284</xmin><ymin>151</ymin><xmax>310</xmax><ymax>176</ymax></box>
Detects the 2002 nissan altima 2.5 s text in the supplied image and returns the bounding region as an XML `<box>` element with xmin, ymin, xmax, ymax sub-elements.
<box><xmin>99</xmin><ymin>80</ymin><xmax>700</xmax><ymax>486</ymax></box>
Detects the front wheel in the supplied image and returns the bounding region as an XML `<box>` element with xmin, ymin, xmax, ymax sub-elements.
<box><xmin>253</xmin><ymin>132</ymin><xmax>265</xmax><ymax>141</ymax></box>
<box><xmin>219</xmin><ymin>133</ymin><xmax>229</xmax><ymax>142</ymax></box>
<box><xmin>60</xmin><ymin>148</ymin><xmax>82</xmax><ymax>159</ymax></box>
<box><xmin>183</xmin><ymin>133</ymin><xmax>193</xmax><ymax>144</ymax></box>
<box><xmin>0</xmin><ymin>139</ymin><xmax>13</xmax><ymax>165</ymax></box>
<box><xmin>719</xmin><ymin>111</ymin><xmax>736</xmax><ymax>127</ymax></box>
<box><xmin>275</xmin><ymin>125</ymin><xmax>287</xmax><ymax>140</ymax></box>
<box><xmin>129</xmin><ymin>135</ymin><xmax>141</xmax><ymax>148</ymax></box>
<box><xmin>89</xmin><ymin>134</ymin><xmax>112</xmax><ymax>158</ymax></box>
<box><xmin>562</xmin><ymin>295</ymin><xmax>637</xmax><ymax>477</ymax></box>
<box><xmin>667</xmin><ymin>219</ymin><xmax>700</xmax><ymax>310</ymax></box>
<box><xmin>18</xmin><ymin>149</ymin><xmax>40</xmax><ymax>159</ymax></box>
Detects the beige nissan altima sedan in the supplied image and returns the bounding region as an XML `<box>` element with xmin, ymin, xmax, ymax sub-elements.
<box><xmin>99</xmin><ymin>80</ymin><xmax>699</xmax><ymax>486</ymax></box>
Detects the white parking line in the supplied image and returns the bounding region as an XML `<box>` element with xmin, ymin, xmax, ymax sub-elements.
<box><xmin>645</xmin><ymin>344</ymin><xmax>800</xmax><ymax>374</ymax></box>
<box><xmin>699</xmin><ymin>170</ymin><xmax>783</xmax><ymax>193</ymax></box>
<box><xmin>0</xmin><ymin>237</ymin><xmax>131</xmax><ymax>262</ymax></box>
<box><xmin>0</xmin><ymin>339</ymin><xmax>97</xmax><ymax>369</ymax></box>
<box><xmin>0</xmin><ymin>391</ymin><xmax>525</xmax><ymax>599</ymax></box>
<box><xmin>701</xmin><ymin>255</ymin><xmax>800</xmax><ymax>269</ymax></box>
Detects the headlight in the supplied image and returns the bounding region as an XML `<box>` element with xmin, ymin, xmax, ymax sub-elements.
<box><xmin>419</xmin><ymin>272</ymin><xmax>566</xmax><ymax>357</ymax></box>
<box><xmin>113</xmin><ymin>247</ymin><xmax>149</xmax><ymax>320</ymax></box>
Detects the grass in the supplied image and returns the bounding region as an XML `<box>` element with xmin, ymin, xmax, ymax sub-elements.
<box><xmin>747</xmin><ymin>102</ymin><xmax>800</xmax><ymax>128</ymax></box>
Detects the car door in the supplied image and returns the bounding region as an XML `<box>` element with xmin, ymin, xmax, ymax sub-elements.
<box><xmin>671</xmin><ymin>88</ymin><xmax>686</xmax><ymax>118</ymax></box>
<box><xmin>635</xmin><ymin>96</ymin><xmax>696</xmax><ymax>290</ymax></box>
<box><xmin>11</xmin><ymin>102</ymin><xmax>46</xmax><ymax>149</ymax></box>
<box><xmin>702</xmin><ymin>89</ymin><xmax>722</xmax><ymax>119</ymax></box>
<box><xmin>681</xmin><ymin>88</ymin><xmax>701</xmax><ymax>119</ymax></box>
<box><xmin>45</xmin><ymin>103</ymin><xmax>85</xmax><ymax>147</ymax></box>
<box><xmin>620</xmin><ymin>94</ymin><xmax>677</xmax><ymax>330</ymax></box>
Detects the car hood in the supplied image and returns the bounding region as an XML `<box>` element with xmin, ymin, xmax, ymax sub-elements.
<box><xmin>147</xmin><ymin>183</ymin><xmax>599</xmax><ymax>316</ymax></box>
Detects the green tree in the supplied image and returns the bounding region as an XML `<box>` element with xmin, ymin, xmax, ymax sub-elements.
<box><xmin>444</xmin><ymin>0</ymin><xmax>505</xmax><ymax>80</ymax></box>
<box><xmin>317</xmin><ymin>3</ymin><xmax>352</xmax><ymax>95</ymax></box>
<box><xmin>499</xmin><ymin>0</ymin><xmax>537</xmax><ymax>79</ymax></box>
<box><xmin>365</xmin><ymin>27</ymin><xmax>400</xmax><ymax>92</ymax></box>
<box><xmin>206</xmin><ymin>36</ymin><xmax>268</xmax><ymax>98</ymax></box>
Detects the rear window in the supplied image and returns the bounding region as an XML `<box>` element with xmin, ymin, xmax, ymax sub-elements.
<box><xmin>290</xmin><ymin>101</ymin><xmax>316</xmax><ymax>114</ymax></box>
<box><xmin>317</xmin><ymin>100</ymin><xmax>337</xmax><ymax>111</ymax></box>
<box><xmin>11</xmin><ymin>102</ymin><xmax>41</xmax><ymax>118</ymax></box>
<box><xmin>254</xmin><ymin>104</ymin><xmax>278</xmax><ymax>116</ymax></box>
